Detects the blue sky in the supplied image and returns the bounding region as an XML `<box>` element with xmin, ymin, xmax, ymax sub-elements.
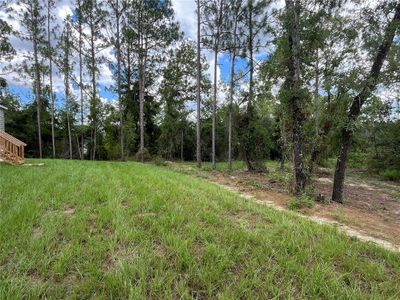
<box><xmin>1</xmin><ymin>0</ymin><xmax>270</xmax><ymax>107</ymax></box>
<box><xmin>8</xmin><ymin>54</ymin><xmax>260</xmax><ymax>106</ymax></box>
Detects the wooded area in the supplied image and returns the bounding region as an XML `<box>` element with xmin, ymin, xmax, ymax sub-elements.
<box><xmin>0</xmin><ymin>0</ymin><xmax>399</xmax><ymax>203</ymax></box>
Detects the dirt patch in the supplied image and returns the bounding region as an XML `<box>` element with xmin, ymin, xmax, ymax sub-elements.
<box><xmin>135</xmin><ymin>212</ymin><xmax>157</xmax><ymax>217</ymax></box>
<box><xmin>121</xmin><ymin>201</ymin><xmax>130</xmax><ymax>209</ymax></box>
<box><xmin>103</xmin><ymin>227</ymin><xmax>114</xmax><ymax>237</ymax></box>
<box><xmin>103</xmin><ymin>243</ymin><xmax>139</xmax><ymax>271</ymax></box>
<box><xmin>31</xmin><ymin>225</ymin><xmax>42</xmax><ymax>240</ymax></box>
<box><xmin>63</xmin><ymin>207</ymin><xmax>75</xmax><ymax>215</ymax></box>
<box><xmin>199</xmin><ymin>169</ymin><xmax>400</xmax><ymax>252</ymax></box>
<box><xmin>154</xmin><ymin>241</ymin><xmax>167</xmax><ymax>258</ymax></box>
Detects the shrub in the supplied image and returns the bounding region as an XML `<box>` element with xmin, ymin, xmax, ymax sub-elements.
<box><xmin>269</xmin><ymin>168</ymin><xmax>293</xmax><ymax>186</ymax></box>
<box><xmin>135</xmin><ymin>148</ymin><xmax>152</xmax><ymax>162</ymax></box>
<box><xmin>347</xmin><ymin>151</ymin><xmax>368</xmax><ymax>168</ymax></box>
<box><xmin>382</xmin><ymin>169</ymin><xmax>400</xmax><ymax>181</ymax></box>
<box><xmin>288</xmin><ymin>194</ymin><xmax>314</xmax><ymax>210</ymax></box>
<box><xmin>154</xmin><ymin>156</ymin><xmax>167</xmax><ymax>166</ymax></box>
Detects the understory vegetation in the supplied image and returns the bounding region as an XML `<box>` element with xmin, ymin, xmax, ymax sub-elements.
<box><xmin>0</xmin><ymin>160</ymin><xmax>399</xmax><ymax>298</ymax></box>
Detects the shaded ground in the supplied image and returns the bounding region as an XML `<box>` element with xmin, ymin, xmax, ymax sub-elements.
<box><xmin>166</xmin><ymin>162</ymin><xmax>400</xmax><ymax>250</ymax></box>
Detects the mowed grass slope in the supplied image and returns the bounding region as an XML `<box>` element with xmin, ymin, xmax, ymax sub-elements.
<box><xmin>0</xmin><ymin>160</ymin><xmax>399</xmax><ymax>299</ymax></box>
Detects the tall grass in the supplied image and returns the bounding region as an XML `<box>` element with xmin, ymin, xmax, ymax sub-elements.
<box><xmin>0</xmin><ymin>159</ymin><xmax>399</xmax><ymax>298</ymax></box>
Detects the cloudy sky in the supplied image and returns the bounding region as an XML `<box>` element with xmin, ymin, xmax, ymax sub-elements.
<box><xmin>1</xmin><ymin>0</ymin><xmax>259</xmax><ymax>107</ymax></box>
<box><xmin>2</xmin><ymin>0</ymin><xmax>397</xmax><ymax>113</ymax></box>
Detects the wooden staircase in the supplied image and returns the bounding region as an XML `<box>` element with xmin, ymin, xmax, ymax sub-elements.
<box><xmin>0</xmin><ymin>131</ymin><xmax>26</xmax><ymax>165</ymax></box>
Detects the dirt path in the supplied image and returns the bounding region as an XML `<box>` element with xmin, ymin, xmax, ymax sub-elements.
<box><xmin>166</xmin><ymin>163</ymin><xmax>400</xmax><ymax>252</ymax></box>
<box><xmin>214</xmin><ymin>181</ymin><xmax>400</xmax><ymax>253</ymax></box>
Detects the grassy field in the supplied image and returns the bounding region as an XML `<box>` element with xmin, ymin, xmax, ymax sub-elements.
<box><xmin>0</xmin><ymin>160</ymin><xmax>399</xmax><ymax>299</ymax></box>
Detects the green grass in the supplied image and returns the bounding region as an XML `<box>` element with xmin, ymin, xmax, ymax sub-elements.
<box><xmin>0</xmin><ymin>159</ymin><xmax>399</xmax><ymax>299</ymax></box>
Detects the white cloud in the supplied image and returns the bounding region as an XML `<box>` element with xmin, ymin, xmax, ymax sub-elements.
<box><xmin>58</xmin><ymin>5</ymin><xmax>73</xmax><ymax>19</ymax></box>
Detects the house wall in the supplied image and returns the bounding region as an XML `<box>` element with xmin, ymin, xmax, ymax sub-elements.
<box><xmin>0</xmin><ymin>108</ymin><xmax>4</xmax><ymax>131</ymax></box>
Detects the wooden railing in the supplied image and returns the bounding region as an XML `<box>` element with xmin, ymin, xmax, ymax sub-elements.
<box><xmin>0</xmin><ymin>133</ymin><xmax>25</xmax><ymax>164</ymax></box>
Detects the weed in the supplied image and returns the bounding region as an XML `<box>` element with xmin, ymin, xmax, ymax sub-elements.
<box><xmin>288</xmin><ymin>193</ymin><xmax>315</xmax><ymax>210</ymax></box>
<box><xmin>153</xmin><ymin>156</ymin><xmax>167</xmax><ymax>166</ymax></box>
<box><xmin>382</xmin><ymin>169</ymin><xmax>400</xmax><ymax>181</ymax></box>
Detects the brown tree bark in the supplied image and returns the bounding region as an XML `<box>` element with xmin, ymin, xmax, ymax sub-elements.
<box><xmin>78</xmin><ymin>0</ymin><xmax>84</xmax><ymax>160</ymax></box>
<box><xmin>228</xmin><ymin>0</ymin><xmax>239</xmax><ymax>172</ymax></box>
<box><xmin>115</xmin><ymin>0</ymin><xmax>124</xmax><ymax>161</ymax></box>
<box><xmin>245</xmin><ymin>0</ymin><xmax>255</xmax><ymax>171</ymax></box>
<box><xmin>90</xmin><ymin>20</ymin><xmax>97</xmax><ymax>161</ymax></box>
<box><xmin>332</xmin><ymin>2</ymin><xmax>400</xmax><ymax>202</ymax></box>
<box><xmin>196</xmin><ymin>0</ymin><xmax>202</xmax><ymax>168</ymax></box>
<box><xmin>47</xmin><ymin>0</ymin><xmax>55</xmax><ymax>159</ymax></box>
<box><xmin>211</xmin><ymin>0</ymin><xmax>224</xmax><ymax>170</ymax></box>
<box><xmin>286</xmin><ymin>0</ymin><xmax>307</xmax><ymax>194</ymax></box>
<box><xmin>181</xmin><ymin>129</ymin><xmax>184</xmax><ymax>162</ymax></box>
<box><xmin>212</xmin><ymin>45</ymin><xmax>218</xmax><ymax>169</ymax></box>
<box><xmin>64</xmin><ymin>20</ymin><xmax>72</xmax><ymax>159</ymax></box>
<box><xmin>32</xmin><ymin>2</ymin><xmax>42</xmax><ymax>159</ymax></box>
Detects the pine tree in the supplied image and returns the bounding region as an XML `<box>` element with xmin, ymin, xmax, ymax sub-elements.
<box><xmin>79</xmin><ymin>0</ymin><xmax>106</xmax><ymax>160</ymax></box>
<box><xmin>45</xmin><ymin>0</ymin><xmax>56</xmax><ymax>158</ymax></box>
<box><xmin>9</xmin><ymin>0</ymin><xmax>47</xmax><ymax>158</ymax></box>
<box><xmin>107</xmin><ymin>0</ymin><xmax>126</xmax><ymax>160</ymax></box>
<box><xmin>202</xmin><ymin>0</ymin><xmax>228</xmax><ymax>169</ymax></box>
<box><xmin>58</xmin><ymin>16</ymin><xmax>74</xmax><ymax>159</ymax></box>
<box><xmin>128</xmin><ymin>0</ymin><xmax>180</xmax><ymax>162</ymax></box>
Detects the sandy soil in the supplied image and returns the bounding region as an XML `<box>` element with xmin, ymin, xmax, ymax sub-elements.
<box><xmin>175</xmin><ymin>166</ymin><xmax>400</xmax><ymax>252</ymax></box>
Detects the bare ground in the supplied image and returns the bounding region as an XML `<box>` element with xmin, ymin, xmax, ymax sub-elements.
<box><xmin>170</xmin><ymin>164</ymin><xmax>400</xmax><ymax>252</ymax></box>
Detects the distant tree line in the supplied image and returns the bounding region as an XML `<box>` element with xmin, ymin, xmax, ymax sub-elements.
<box><xmin>0</xmin><ymin>0</ymin><xmax>399</xmax><ymax>202</ymax></box>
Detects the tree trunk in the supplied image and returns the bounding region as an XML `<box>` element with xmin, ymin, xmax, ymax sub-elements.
<box><xmin>308</xmin><ymin>49</ymin><xmax>320</xmax><ymax>179</ymax></box>
<box><xmin>181</xmin><ymin>129</ymin><xmax>184</xmax><ymax>161</ymax></box>
<box><xmin>228</xmin><ymin>2</ymin><xmax>238</xmax><ymax>172</ymax></box>
<box><xmin>196</xmin><ymin>0</ymin><xmax>202</xmax><ymax>168</ymax></box>
<box><xmin>245</xmin><ymin>0</ymin><xmax>255</xmax><ymax>171</ymax></box>
<box><xmin>212</xmin><ymin>45</ymin><xmax>218</xmax><ymax>169</ymax></box>
<box><xmin>90</xmin><ymin>20</ymin><xmax>97</xmax><ymax>161</ymax></box>
<box><xmin>32</xmin><ymin>2</ymin><xmax>42</xmax><ymax>159</ymax></box>
<box><xmin>47</xmin><ymin>0</ymin><xmax>55</xmax><ymax>159</ymax></box>
<box><xmin>139</xmin><ymin>50</ymin><xmax>145</xmax><ymax>162</ymax></box>
<box><xmin>211</xmin><ymin>0</ymin><xmax>224</xmax><ymax>170</ymax></box>
<box><xmin>64</xmin><ymin>22</ymin><xmax>72</xmax><ymax>159</ymax></box>
<box><xmin>332</xmin><ymin>2</ymin><xmax>400</xmax><ymax>202</ymax></box>
<box><xmin>78</xmin><ymin>0</ymin><xmax>84</xmax><ymax>160</ymax></box>
<box><xmin>286</xmin><ymin>0</ymin><xmax>307</xmax><ymax>194</ymax></box>
<box><xmin>67</xmin><ymin>112</ymin><xmax>72</xmax><ymax>159</ymax></box>
<box><xmin>138</xmin><ymin>8</ymin><xmax>146</xmax><ymax>163</ymax></box>
<box><xmin>115</xmin><ymin>0</ymin><xmax>124</xmax><ymax>161</ymax></box>
<box><xmin>76</xmin><ymin>135</ymin><xmax>82</xmax><ymax>159</ymax></box>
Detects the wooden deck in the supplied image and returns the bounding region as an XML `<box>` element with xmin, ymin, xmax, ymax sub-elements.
<box><xmin>0</xmin><ymin>131</ymin><xmax>26</xmax><ymax>165</ymax></box>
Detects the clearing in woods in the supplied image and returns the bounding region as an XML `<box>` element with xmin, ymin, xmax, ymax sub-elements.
<box><xmin>0</xmin><ymin>159</ymin><xmax>399</xmax><ymax>298</ymax></box>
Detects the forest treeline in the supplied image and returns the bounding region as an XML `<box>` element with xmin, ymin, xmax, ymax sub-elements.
<box><xmin>0</xmin><ymin>0</ymin><xmax>399</xmax><ymax>201</ymax></box>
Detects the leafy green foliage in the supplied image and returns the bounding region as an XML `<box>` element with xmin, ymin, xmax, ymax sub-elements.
<box><xmin>382</xmin><ymin>169</ymin><xmax>400</xmax><ymax>181</ymax></box>
<box><xmin>158</xmin><ymin>41</ymin><xmax>210</xmax><ymax>160</ymax></box>
<box><xmin>0</xmin><ymin>19</ymin><xmax>15</xmax><ymax>60</ymax></box>
<box><xmin>288</xmin><ymin>194</ymin><xmax>315</xmax><ymax>210</ymax></box>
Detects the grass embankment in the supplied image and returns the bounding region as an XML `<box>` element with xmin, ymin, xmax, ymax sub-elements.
<box><xmin>0</xmin><ymin>160</ymin><xmax>399</xmax><ymax>298</ymax></box>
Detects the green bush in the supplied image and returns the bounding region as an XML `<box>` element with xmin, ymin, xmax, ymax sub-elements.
<box><xmin>288</xmin><ymin>194</ymin><xmax>314</xmax><ymax>210</ymax></box>
<box><xmin>154</xmin><ymin>156</ymin><xmax>167</xmax><ymax>166</ymax></box>
<box><xmin>347</xmin><ymin>151</ymin><xmax>368</xmax><ymax>168</ymax></box>
<box><xmin>269</xmin><ymin>168</ymin><xmax>293</xmax><ymax>186</ymax></box>
<box><xmin>382</xmin><ymin>169</ymin><xmax>400</xmax><ymax>181</ymax></box>
<box><xmin>134</xmin><ymin>148</ymin><xmax>152</xmax><ymax>162</ymax></box>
